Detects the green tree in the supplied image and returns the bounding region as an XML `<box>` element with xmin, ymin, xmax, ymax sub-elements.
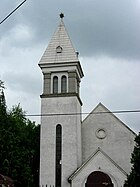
<box><xmin>0</xmin><ymin>80</ymin><xmax>4</xmax><ymax>90</ymax></box>
<box><xmin>0</xmin><ymin>81</ymin><xmax>6</xmax><ymax>116</ymax></box>
<box><xmin>124</xmin><ymin>132</ymin><xmax>140</xmax><ymax>187</ymax></box>
<box><xmin>0</xmin><ymin>81</ymin><xmax>40</xmax><ymax>187</ymax></box>
<box><xmin>8</xmin><ymin>104</ymin><xmax>40</xmax><ymax>187</ymax></box>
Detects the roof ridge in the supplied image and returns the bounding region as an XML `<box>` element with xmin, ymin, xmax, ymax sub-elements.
<box><xmin>82</xmin><ymin>103</ymin><xmax>136</xmax><ymax>135</ymax></box>
<box><xmin>68</xmin><ymin>147</ymin><xmax>127</xmax><ymax>181</ymax></box>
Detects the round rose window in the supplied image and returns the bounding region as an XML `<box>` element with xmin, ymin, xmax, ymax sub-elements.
<box><xmin>96</xmin><ymin>129</ymin><xmax>107</xmax><ymax>139</ymax></box>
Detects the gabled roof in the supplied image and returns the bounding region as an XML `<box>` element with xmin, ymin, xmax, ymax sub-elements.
<box><xmin>82</xmin><ymin>102</ymin><xmax>136</xmax><ymax>135</ymax></box>
<box><xmin>39</xmin><ymin>18</ymin><xmax>79</xmax><ymax>65</ymax></box>
<box><xmin>69</xmin><ymin>147</ymin><xmax>127</xmax><ymax>181</ymax></box>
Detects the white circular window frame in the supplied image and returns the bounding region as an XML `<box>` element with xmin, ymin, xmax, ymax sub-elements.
<box><xmin>96</xmin><ymin>128</ymin><xmax>107</xmax><ymax>139</ymax></box>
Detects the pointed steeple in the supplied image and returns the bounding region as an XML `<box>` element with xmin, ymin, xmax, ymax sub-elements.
<box><xmin>39</xmin><ymin>14</ymin><xmax>84</xmax><ymax>96</ymax></box>
<box><xmin>39</xmin><ymin>15</ymin><xmax>83</xmax><ymax>187</ymax></box>
<box><xmin>39</xmin><ymin>14</ymin><xmax>79</xmax><ymax>64</ymax></box>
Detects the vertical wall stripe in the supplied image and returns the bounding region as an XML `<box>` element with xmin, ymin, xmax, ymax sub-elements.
<box><xmin>55</xmin><ymin>124</ymin><xmax>62</xmax><ymax>187</ymax></box>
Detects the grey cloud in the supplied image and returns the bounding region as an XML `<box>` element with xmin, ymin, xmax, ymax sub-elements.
<box><xmin>1</xmin><ymin>0</ymin><xmax>140</xmax><ymax>60</ymax></box>
<box><xmin>4</xmin><ymin>71</ymin><xmax>41</xmax><ymax>95</ymax></box>
<box><xmin>81</xmin><ymin>57</ymin><xmax>140</xmax><ymax>132</ymax></box>
<box><xmin>0</xmin><ymin>0</ymin><xmax>140</xmax><ymax>131</ymax></box>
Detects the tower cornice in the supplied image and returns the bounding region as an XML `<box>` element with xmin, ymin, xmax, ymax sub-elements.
<box><xmin>40</xmin><ymin>92</ymin><xmax>83</xmax><ymax>106</ymax></box>
<box><xmin>39</xmin><ymin>61</ymin><xmax>84</xmax><ymax>79</ymax></box>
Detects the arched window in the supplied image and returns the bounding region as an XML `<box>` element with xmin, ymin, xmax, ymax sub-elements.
<box><xmin>53</xmin><ymin>76</ymin><xmax>58</xmax><ymax>93</ymax></box>
<box><xmin>61</xmin><ymin>75</ymin><xmax>67</xmax><ymax>93</ymax></box>
<box><xmin>55</xmin><ymin>124</ymin><xmax>62</xmax><ymax>187</ymax></box>
<box><xmin>86</xmin><ymin>171</ymin><xmax>114</xmax><ymax>187</ymax></box>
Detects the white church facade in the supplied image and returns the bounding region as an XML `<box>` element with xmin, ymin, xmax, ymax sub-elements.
<box><xmin>39</xmin><ymin>14</ymin><xmax>136</xmax><ymax>187</ymax></box>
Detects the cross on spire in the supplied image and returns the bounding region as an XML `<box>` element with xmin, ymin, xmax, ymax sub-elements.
<box><xmin>60</xmin><ymin>13</ymin><xmax>64</xmax><ymax>19</ymax></box>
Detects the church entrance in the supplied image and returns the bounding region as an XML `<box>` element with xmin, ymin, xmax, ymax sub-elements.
<box><xmin>85</xmin><ymin>171</ymin><xmax>114</xmax><ymax>187</ymax></box>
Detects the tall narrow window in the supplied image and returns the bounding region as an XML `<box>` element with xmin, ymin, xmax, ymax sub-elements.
<box><xmin>61</xmin><ymin>75</ymin><xmax>67</xmax><ymax>93</ymax></box>
<box><xmin>53</xmin><ymin>76</ymin><xmax>58</xmax><ymax>93</ymax></box>
<box><xmin>55</xmin><ymin>124</ymin><xmax>62</xmax><ymax>187</ymax></box>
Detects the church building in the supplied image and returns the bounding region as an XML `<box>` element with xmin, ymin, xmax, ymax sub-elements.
<box><xmin>38</xmin><ymin>14</ymin><xmax>136</xmax><ymax>187</ymax></box>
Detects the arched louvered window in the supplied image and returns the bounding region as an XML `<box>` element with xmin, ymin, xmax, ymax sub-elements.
<box><xmin>61</xmin><ymin>75</ymin><xmax>67</xmax><ymax>93</ymax></box>
<box><xmin>56</xmin><ymin>46</ymin><xmax>63</xmax><ymax>53</ymax></box>
<box><xmin>53</xmin><ymin>76</ymin><xmax>58</xmax><ymax>93</ymax></box>
<box><xmin>55</xmin><ymin>124</ymin><xmax>62</xmax><ymax>187</ymax></box>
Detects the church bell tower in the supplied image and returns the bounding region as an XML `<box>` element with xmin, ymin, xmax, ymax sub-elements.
<box><xmin>39</xmin><ymin>14</ymin><xmax>84</xmax><ymax>187</ymax></box>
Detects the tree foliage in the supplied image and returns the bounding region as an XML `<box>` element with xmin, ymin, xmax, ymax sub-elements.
<box><xmin>0</xmin><ymin>80</ymin><xmax>5</xmax><ymax>90</ymax></box>
<box><xmin>0</xmin><ymin>83</ymin><xmax>40</xmax><ymax>187</ymax></box>
<box><xmin>124</xmin><ymin>132</ymin><xmax>140</xmax><ymax>187</ymax></box>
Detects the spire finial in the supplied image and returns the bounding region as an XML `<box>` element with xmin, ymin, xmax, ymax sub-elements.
<box><xmin>60</xmin><ymin>13</ymin><xmax>64</xmax><ymax>19</ymax></box>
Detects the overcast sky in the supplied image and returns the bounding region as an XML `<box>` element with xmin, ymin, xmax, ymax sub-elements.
<box><xmin>0</xmin><ymin>0</ymin><xmax>140</xmax><ymax>133</ymax></box>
